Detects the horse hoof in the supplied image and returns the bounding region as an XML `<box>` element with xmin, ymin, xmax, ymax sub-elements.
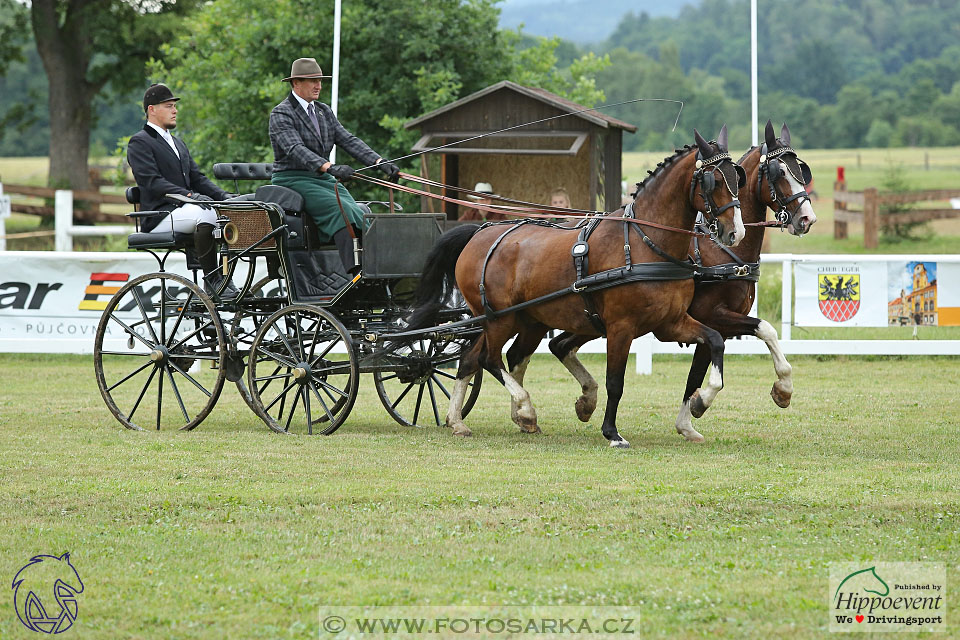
<box><xmin>575</xmin><ymin>396</ymin><xmax>595</xmax><ymax>422</ymax></box>
<box><xmin>771</xmin><ymin>382</ymin><xmax>792</xmax><ymax>408</ymax></box>
<box><xmin>518</xmin><ymin>418</ymin><xmax>541</xmax><ymax>434</ymax></box>
<box><xmin>689</xmin><ymin>392</ymin><xmax>707</xmax><ymax>419</ymax></box>
<box><xmin>609</xmin><ymin>438</ymin><xmax>630</xmax><ymax>449</ymax></box>
<box><xmin>681</xmin><ymin>430</ymin><xmax>705</xmax><ymax>443</ymax></box>
<box><xmin>451</xmin><ymin>423</ymin><xmax>472</xmax><ymax>437</ymax></box>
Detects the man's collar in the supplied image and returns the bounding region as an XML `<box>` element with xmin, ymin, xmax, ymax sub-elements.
<box><xmin>291</xmin><ymin>91</ymin><xmax>313</xmax><ymax>112</ymax></box>
<box><xmin>146</xmin><ymin>122</ymin><xmax>172</xmax><ymax>138</ymax></box>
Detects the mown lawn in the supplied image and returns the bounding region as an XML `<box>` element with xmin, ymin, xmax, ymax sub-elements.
<box><xmin>1</xmin><ymin>353</ymin><xmax>957</xmax><ymax>638</ymax></box>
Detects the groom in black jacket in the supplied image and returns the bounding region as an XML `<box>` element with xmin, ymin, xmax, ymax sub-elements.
<box><xmin>127</xmin><ymin>83</ymin><xmax>238</xmax><ymax>298</ymax></box>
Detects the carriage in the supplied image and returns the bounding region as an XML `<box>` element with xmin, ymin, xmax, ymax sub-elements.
<box><xmin>93</xmin><ymin>162</ymin><xmax>483</xmax><ymax>435</ymax></box>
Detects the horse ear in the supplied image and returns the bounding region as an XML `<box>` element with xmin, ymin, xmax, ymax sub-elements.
<box><xmin>780</xmin><ymin>123</ymin><xmax>791</xmax><ymax>145</ymax></box>
<box><xmin>693</xmin><ymin>129</ymin><xmax>712</xmax><ymax>156</ymax></box>
<box><xmin>717</xmin><ymin>124</ymin><xmax>729</xmax><ymax>151</ymax></box>
<box><xmin>765</xmin><ymin>120</ymin><xmax>777</xmax><ymax>147</ymax></box>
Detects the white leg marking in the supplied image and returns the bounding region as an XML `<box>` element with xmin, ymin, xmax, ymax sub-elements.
<box><xmin>445</xmin><ymin>376</ymin><xmax>472</xmax><ymax>436</ymax></box>
<box><xmin>756</xmin><ymin>319</ymin><xmax>792</xmax><ymax>390</ymax></box>
<box><xmin>697</xmin><ymin>363</ymin><xmax>724</xmax><ymax>409</ymax></box>
<box><xmin>509</xmin><ymin>356</ymin><xmax>531</xmax><ymax>421</ymax></box>
<box><xmin>675</xmin><ymin>399</ymin><xmax>704</xmax><ymax>442</ymax></box>
<box><xmin>561</xmin><ymin>348</ymin><xmax>598</xmax><ymax>422</ymax></box>
<box><xmin>503</xmin><ymin>370</ymin><xmax>539</xmax><ymax>433</ymax></box>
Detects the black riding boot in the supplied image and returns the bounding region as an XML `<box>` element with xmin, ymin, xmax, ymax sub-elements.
<box><xmin>195</xmin><ymin>223</ymin><xmax>239</xmax><ymax>299</ymax></box>
<box><xmin>333</xmin><ymin>226</ymin><xmax>360</xmax><ymax>275</ymax></box>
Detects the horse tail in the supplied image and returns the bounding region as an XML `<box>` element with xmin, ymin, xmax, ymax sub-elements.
<box><xmin>406</xmin><ymin>224</ymin><xmax>481</xmax><ymax>330</ymax></box>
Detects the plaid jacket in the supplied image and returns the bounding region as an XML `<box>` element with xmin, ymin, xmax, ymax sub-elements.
<box><xmin>268</xmin><ymin>93</ymin><xmax>380</xmax><ymax>173</ymax></box>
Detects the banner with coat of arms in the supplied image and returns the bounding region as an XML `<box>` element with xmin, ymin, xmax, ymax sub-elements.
<box><xmin>795</xmin><ymin>262</ymin><xmax>888</xmax><ymax>326</ymax></box>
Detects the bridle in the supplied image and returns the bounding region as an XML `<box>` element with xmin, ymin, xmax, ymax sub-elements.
<box><xmin>758</xmin><ymin>143</ymin><xmax>812</xmax><ymax>230</ymax></box>
<box><xmin>689</xmin><ymin>150</ymin><xmax>745</xmax><ymax>237</ymax></box>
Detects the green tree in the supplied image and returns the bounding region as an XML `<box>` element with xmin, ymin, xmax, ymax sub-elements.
<box><xmin>153</xmin><ymin>0</ymin><xmax>609</xmax><ymax>173</ymax></box>
<box><xmin>20</xmin><ymin>0</ymin><xmax>201</xmax><ymax>190</ymax></box>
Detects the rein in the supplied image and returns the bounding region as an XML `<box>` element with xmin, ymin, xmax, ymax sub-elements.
<box><xmin>353</xmin><ymin>172</ymin><xmax>715</xmax><ymax>239</ymax></box>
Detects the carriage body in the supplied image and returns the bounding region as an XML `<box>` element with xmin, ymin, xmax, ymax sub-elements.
<box><xmin>93</xmin><ymin>163</ymin><xmax>482</xmax><ymax>436</ymax></box>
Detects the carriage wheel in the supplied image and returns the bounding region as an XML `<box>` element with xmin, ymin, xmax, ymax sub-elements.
<box><xmin>373</xmin><ymin>335</ymin><xmax>483</xmax><ymax>428</ymax></box>
<box><xmin>94</xmin><ymin>272</ymin><xmax>226</xmax><ymax>431</ymax></box>
<box><xmin>247</xmin><ymin>304</ymin><xmax>358</xmax><ymax>435</ymax></box>
<box><xmin>233</xmin><ymin>276</ymin><xmax>287</xmax><ymax>414</ymax></box>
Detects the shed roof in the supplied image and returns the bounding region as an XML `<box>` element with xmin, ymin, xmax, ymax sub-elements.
<box><xmin>404</xmin><ymin>80</ymin><xmax>638</xmax><ymax>133</ymax></box>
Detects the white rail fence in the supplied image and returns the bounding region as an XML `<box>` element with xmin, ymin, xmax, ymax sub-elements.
<box><xmin>518</xmin><ymin>253</ymin><xmax>960</xmax><ymax>373</ymax></box>
<box><xmin>54</xmin><ymin>190</ymin><xmax>133</xmax><ymax>252</ymax></box>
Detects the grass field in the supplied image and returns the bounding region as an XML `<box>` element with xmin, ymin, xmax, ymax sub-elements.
<box><xmin>1</xmin><ymin>352</ymin><xmax>958</xmax><ymax>638</ymax></box>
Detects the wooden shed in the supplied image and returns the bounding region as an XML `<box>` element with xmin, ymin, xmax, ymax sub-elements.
<box><xmin>404</xmin><ymin>81</ymin><xmax>636</xmax><ymax>218</ymax></box>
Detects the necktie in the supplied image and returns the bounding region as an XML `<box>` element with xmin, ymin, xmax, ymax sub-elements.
<box><xmin>164</xmin><ymin>131</ymin><xmax>180</xmax><ymax>158</ymax></box>
<box><xmin>307</xmin><ymin>103</ymin><xmax>322</xmax><ymax>138</ymax></box>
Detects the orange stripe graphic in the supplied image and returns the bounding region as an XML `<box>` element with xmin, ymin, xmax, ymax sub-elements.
<box><xmin>85</xmin><ymin>285</ymin><xmax>122</xmax><ymax>295</ymax></box>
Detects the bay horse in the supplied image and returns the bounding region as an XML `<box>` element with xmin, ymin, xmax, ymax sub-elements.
<box><xmin>408</xmin><ymin>127</ymin><xmax>745</xmax><ymax>447</ymax></box>
<box><xmin>515</xmin><ymin>121</ymin><xmax>817</xmax><ymax>442</ymax></box>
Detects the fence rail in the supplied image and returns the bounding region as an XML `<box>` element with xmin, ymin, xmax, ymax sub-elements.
<box><xmin>833</xmin><ymin>184</ymin><xmax>960</xmax><ymax>248</ymax></box>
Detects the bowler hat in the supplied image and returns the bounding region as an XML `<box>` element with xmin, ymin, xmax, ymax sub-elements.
<box><xmin>283</xmin><ymin>58</ymin><xmax>332</xmax><ymax>82</ymax></box>
<box><xmin>143</xmin><ymin>83</ymin><xmax>180</xmax><ymax>113</ymax></box>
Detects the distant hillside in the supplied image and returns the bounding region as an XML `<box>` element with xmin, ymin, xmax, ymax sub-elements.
<box><xmin>498</xmin><ymin>0</ymin><xmax>693</xmax><ymax>43</ymax></box>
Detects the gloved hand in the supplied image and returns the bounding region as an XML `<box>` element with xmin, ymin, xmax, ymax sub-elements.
<box><xmin>326</xmin><ymin>164</ymin><xmax>355</xmax><ymax>182</ymax></box>
<box><xmin>377</xmin><ymin>161</ymin><xmax>401</xmax><ymax>183</ymax></box>
<box><xmin>193</xmin><ymin>194</ymin><xmax>214</xmax><ymax>202</ymax></box>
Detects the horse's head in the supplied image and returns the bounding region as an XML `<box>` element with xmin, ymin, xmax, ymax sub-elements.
<box><xmin>691</xmin><ymin>125</ymin><xmax>745</xmax><ymax>246</ymax></box>
<box><xmin>757</xmin><ymin>120</ymin><xmax>817</xmax><ymax>235</ymax></box>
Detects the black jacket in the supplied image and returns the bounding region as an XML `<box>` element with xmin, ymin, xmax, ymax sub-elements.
<box><xmin>127</xmin><ymin>124</ymin><xmax>228</xmax><ymax>232</ymax></box>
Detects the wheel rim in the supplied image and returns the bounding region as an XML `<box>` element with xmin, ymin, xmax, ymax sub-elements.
<box><xmin>229</xmin><ymin>276</ymin><xmax>283</xmax><ymax>414</ymax></box>
<box><xmin>247</xmin><ymin>304</ymin><xmax>358</xmax><ymax>435</ymax></box>
<box><xmin>94</xmin><ymin>272</ymin><xmax>226</xmax><ymax>431</ymax></box>
<box><xmin>373</xmin><ymin>335</ymin><xmax>482</xmax><ymax>428</ymax></box>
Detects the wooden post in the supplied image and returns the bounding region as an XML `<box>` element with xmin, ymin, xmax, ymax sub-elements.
<box><xmin>833</xmin><ymin>166</ymin><xmax>847</xmax><ymax>240</ymax></box>
<box><xmin>863</xmin><ymin>187</ymin><xmax>878</xmax><ymax>249</ymax></box>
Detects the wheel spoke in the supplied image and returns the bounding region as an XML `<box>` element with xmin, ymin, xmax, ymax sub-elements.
<box><xmin>257</xmin><ymin>366</ymin><xmax>286</xmax><ymax>396</ymax></box>
<box><xmin>303</xmin><ymin>384</ymin><xmax>313</xmax><ymax>435</ymax></box>
<box><xmin>391</xmin><ymin>382</ymin><xmax>416</xmax><ymax>409</ymax></box>
<box><xmin>412</xmin><ymin>383</ymin><xmax>425</xmax><ymax>425</ymax></box>
<box><xmin>106</xmin><ymin>359</ymin><xmax>153</xmax><ymax>392</ymax></box>
<box><xmin>108</xmin><ymin>314</ymin><xmax>155</xmax><ymax>350</ymax></box>
<box><xmin>428</xmin><ymin>378</ymin><xmax>440</xmax><ymax>426</ymax></box>
<box><xmin>164</xmin><ymin>289</ymin><xmax>196</xmax><ymax>347</ymax></box>
<box><xmin>435</xmin><ymin>369</ymin><xmax>458</xmax><ymax>381</ymax></box>
<box><xmin>264</xmin><ymin>378</ymin><xmax>300</xmax><ymax>413</ymax></box>
<box><xmin>128</xmin><ymin>366</ymin><xmax>158</xmax><ymax>421</ymax></box>
<box><xmin>156</xmin><ymin>367</ymin><xmax>164</xmax><ymax>430</ymax></box>
<box><xmin>310</xmin><ymin>384</ymin><xmax>336</xmax><ymax>425</ymax></box>
<box><xmin>377</xmin><ymin>372</ymin><xmax>399</xmax><ymax>382</ymax></box>
<box><xmin>100</xmin><ymin>350</ymin><xmax>150</xmax><ymax>358</ymax></box>
<box><xmin>431</xmin><ymin>374</ymin><xmax>451</xmax><ymax>400</ymax></box>
<box><xmin>255</xmin><ymin>345</ymin><xmax>298</xmax><ymax>370</ymax></box>
<box><xmin>133</xmin><ymin>286</ymin><xmax>160</xmax><ymax>345</ymax></box>
<box><xmin>283</xmin><ymin>387</ymin><xmax>301</xmax><ymax>432</ymax></box>
<box><xmin>253</xmin><ymin>372</ymin><xmax>292</xmax><ymax>383</ymax></box>
<box><xmin>310</xmin><ymin>337</ymin><xmax>338</xmax><ymax>366</ymax></box>
<box><xmin>165</xmin><ymin>367</ymin><xmax>190</xmax><ymax>422</ymax></box>
<box><xmin>315</xmin><ymin>377</ymin><xmax>350</xmax><ymax>399</ymax></box>
<box><xmin>168</xmin><ymin>319</ymin><xmax>217</xmax><ymax>352</ymax></box>
<box><xmin>278</xmin><ymin>317</ymin><xmax>301</xmax><ymax>361</ymax></box>
<box><xmin>167</xmin><ymin>360</ymin><xmax>213</xmax><ymax>398</ymax></box>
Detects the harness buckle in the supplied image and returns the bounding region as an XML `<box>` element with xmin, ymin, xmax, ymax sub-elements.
<box><xmin>734</xmin><ymin>265</ymin><xmax>749</xmax><ymax>277</ymax></box>
<box><xmin>572</xmin><ymin>281</ymin><xmax>586</xmax><ymax>293</ymax></box>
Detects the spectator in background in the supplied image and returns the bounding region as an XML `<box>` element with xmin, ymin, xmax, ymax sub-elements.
<box><xmin>549</xmin><ymin>187</ymin><xmax>571</xmax><ymax>210</ymax></box>
<box><xmin>460</xmin><ymin>182</ymin><xmax>508</xmax><ymax>221</ymax></box>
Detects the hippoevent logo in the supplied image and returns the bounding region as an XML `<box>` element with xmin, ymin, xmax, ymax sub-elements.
<box><xmin>78</xmin><ymin>272</ymin><xmax>129</xmax><ymax>311</ymax></box>
<box><xmin>829</xmin><ymin>562</ymin><xmax>945</xmax><ymax>632</ymax></box>
<box><xmin>11</xmin><ymin>552</ymin><xmax>84</xmax><ymax>634</ymax></box>
<box><xmin>819</xmin><ymin>273</ymin><xmax>860</xmax><ymax>322</ymax></box>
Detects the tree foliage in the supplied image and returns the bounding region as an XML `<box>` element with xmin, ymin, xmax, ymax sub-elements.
<box><xmin>151</xmin><ymin>0</ymin><xmax>608</xmax><ymax>174</ymax></box>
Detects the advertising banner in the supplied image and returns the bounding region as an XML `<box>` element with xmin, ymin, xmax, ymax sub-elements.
<box><xmin>0</xmin><ymin>252</ymin><xmax>254</xmax><ymax>353</ymax></box>
<box><xmin>795</xmin><ymin>261</ymin><xmax>888</xmax><ymax>326</ymax></box>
